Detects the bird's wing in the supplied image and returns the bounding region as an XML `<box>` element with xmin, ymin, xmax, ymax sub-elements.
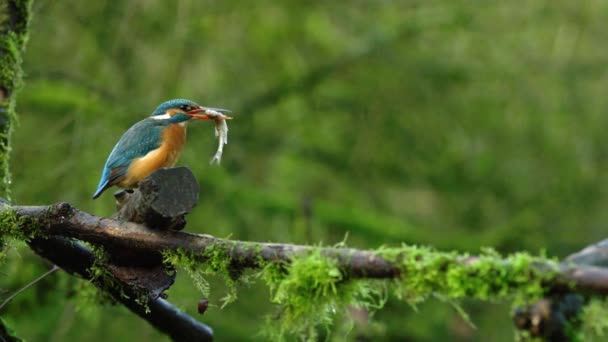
<box><xmin>98</xmin><ymin>119</ymin><xmax>165</xmax><ymax>188</ymax></box>
<box><xmin>105</xmin><ymin>119</ymin><xmax>165</xmax><ymax>170</ymax></box>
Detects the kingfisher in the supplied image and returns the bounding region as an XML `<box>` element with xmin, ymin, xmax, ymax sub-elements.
<box><xmin>92</xmin><ymin>99</ymin><xmax>231</xmax><ymax>199</ymax></box>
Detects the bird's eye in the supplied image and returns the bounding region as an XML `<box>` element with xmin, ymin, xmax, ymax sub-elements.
<box><xmin>180</xmin><ymin>105</ymin><xmax>190</xmax><ymax>111</ymax></box>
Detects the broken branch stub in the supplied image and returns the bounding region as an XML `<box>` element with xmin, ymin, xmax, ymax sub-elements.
<box><xmin>105</xmin><ymin>168</ymin><xmax>201</xmax><ymax>298</ymax></box>
<box><xmin>114</xmin><ymin>167</ymin><xmax>200</xmax><ymax>231</ymax></box>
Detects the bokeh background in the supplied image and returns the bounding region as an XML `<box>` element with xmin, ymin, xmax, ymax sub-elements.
<box><xmin>2</xmin><ymin>0</ymin><xmax>608</xmax><ymax>340</ymax></box>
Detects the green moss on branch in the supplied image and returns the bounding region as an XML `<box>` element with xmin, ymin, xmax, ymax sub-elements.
<box><xmin>0</xmin><ymin>0</ymin><xmax>32</xmax><ymax>199</ymax></box>
<box><xmin>163</xmin><ymin>240</ymin><xmax>563</xmax><ymax>341</ymax></box>
<box><xmin>377</xmin><ymin>245</ymin><xmax>557</xmax><ymax>305</ymax></box>
<box><xmin>579</xmin><ymin>297</ymin><xmax>608</xmax><ymax>339</ymax></box>
<box><xmin>163</xmin><ymin>244</ymin><xmax>245</xmax><ymax>307</ymax></box>
<box><xmin>260</xmin><ymin>249</ymin><xmax>387</xmax><ymax>341</ymax></box>
<box><xmin>0</xmin><ymin>205</ymin><xmax>40</xmax><ymax>242</ymax></box>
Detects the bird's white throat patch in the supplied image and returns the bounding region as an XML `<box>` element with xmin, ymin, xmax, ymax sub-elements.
<box><xmin>151</xmin><ymin>113</ymin><xmax>190</xmax><ymax>127</ymax></box>
<box><xmin>151</xmin><ymin>113</ymin><xmax>171</xmax><ymax>120</ymax></box>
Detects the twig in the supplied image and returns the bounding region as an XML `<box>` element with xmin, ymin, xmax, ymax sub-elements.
<box><xmin>0</xmin><ymin>264</ymin><xmax>59</xmax><ymax>311</ymax></box>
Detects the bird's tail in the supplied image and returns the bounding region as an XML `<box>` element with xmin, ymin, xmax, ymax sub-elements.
<box><xmin>92</xmin><ymin>169</ymin><xmax>110</xmax><ymax>199</ymax></box>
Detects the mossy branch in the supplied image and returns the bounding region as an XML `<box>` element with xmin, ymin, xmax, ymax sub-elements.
<box><xmin>3</xmin><ymin>201</ymin><xmax>608</xmax><ymax>296</ymax></box>
<box><xmin>3</xmin><ymin>195</ymin><xmax>608</xmax><ymax>339</ymax></box>
<box><xmin>3</xmin><ymin>167</ymin><xmax>608</xmax><ymax>340</ymax></box>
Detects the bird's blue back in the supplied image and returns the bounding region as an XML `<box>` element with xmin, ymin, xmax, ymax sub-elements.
<box><xmin>93</xmin><ymin>118</ymin><xmax>167</xmax><ymax>198</ymax></box>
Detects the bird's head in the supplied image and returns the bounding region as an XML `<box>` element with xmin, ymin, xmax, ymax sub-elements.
<box><xmin>151</xmin><ymin>99</ymin><xmax>232</xmax><ymax>123</ymax></box>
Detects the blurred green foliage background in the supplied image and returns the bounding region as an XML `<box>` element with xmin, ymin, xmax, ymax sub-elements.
<box><xmin>2</xmin><ymin>0</ymin><xmax>608</xmax><ymax>340</ymax></box>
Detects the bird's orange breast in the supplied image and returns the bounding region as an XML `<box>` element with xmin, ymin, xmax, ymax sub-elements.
<box><xmin>118</xmin><ymin>124</ymin><xmax>187</xmax><ymax>188</ymax></box>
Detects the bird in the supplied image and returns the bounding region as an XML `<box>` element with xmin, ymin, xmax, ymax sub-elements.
<box><xmin>92</xmin><ymin>98</ymin><xmax>231</xmax><ymax>199</ymax></box>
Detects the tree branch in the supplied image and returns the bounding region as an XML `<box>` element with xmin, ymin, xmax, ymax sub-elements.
<box><xmin>28</xmin><ymin>235</ymin><xmax>213</xmax><ymax>342</ymax></box>
<box><xmin>1</xmin><ymin>168</ymin><xmax>213</xmax><ymax>341</ymax></box>
<box><xmin>5</xmin><ymin>167</ymin><xmax>608</xmax><ymax>339</ymax></box>
<box><xmin>6</xmin><ymin>201</ymin><xmax>608</xmax><ymax>296</ymax></box>
<box><xmin>13</xmin><ymin>201</ymin><xmax>401</xmax><ymax>278</ymax></box>
<box><xmin>513</xmin><ymin>239</ymin><xmax>608</xmax><ymax>338</ymax></box>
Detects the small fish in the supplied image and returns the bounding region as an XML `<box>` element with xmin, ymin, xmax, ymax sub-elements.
<box><xmin>203</xmin><ymin>109</ymin><xmax>232</xmax><ymax>165</ymax></box>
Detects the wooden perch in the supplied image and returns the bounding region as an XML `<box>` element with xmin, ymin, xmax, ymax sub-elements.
<box><xmin>7</xmin><ymin>200</ymin><xmax>608</xmax><ymax>294</ymax></box>
<box><xmin>113</xmin><ymin>167</ymin><xmax>199</xmax><ymax>231</ymax></box>
<box><xmin>101</xmin><ymin>168</ymin><xmax>200</xmax><ymax>302</ymax></box>
<box><xmin>13</xmin><ymin>200</ymin><xmax>402</xmax><ymax>278</ymax></box>
<box><xmin>11</xmin><ymin>168</ymin><xmax>212</xmax><ymax>341</ymax></box>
